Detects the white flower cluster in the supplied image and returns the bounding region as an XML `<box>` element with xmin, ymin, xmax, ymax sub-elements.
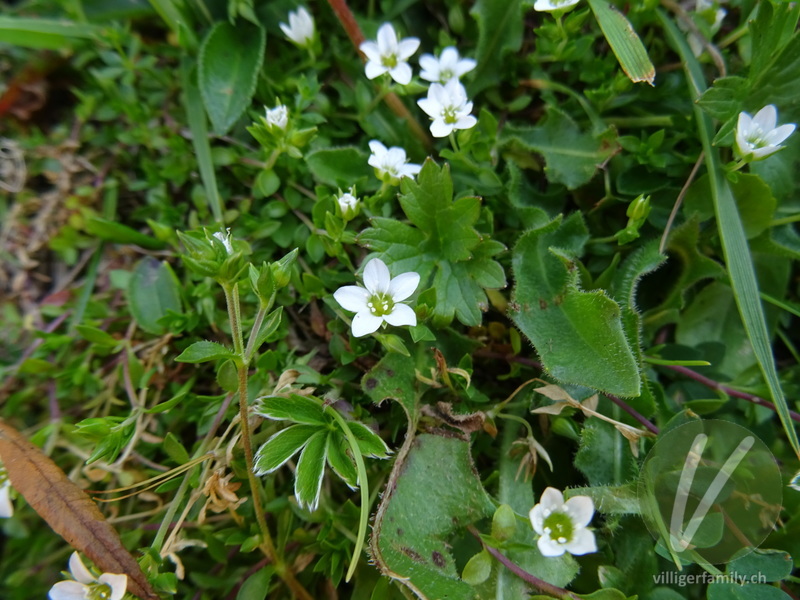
<box><xmin>360</xmin><ymin>23</ymin><xmax>478</xmax><ymax>139</ymax></box>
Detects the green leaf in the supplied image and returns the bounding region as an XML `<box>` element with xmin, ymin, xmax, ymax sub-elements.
<box><xmin>175</xmin><ymin>341</ymin><xmax>235</xmax><ymax>364</ymax></box>
<box><xmin>306</xmin><ymin>147</ymin><xmax>370</xmax><ymax>187</ymax></box>
<box><xmin>574</xmin><ymin>419</ymin><xmax>636</xmax><ymax>486</ymax></box>
<box><xmin>198</xmin><ymin>20</ymin><xmax>266</xmax><ymax>135</ymax></box>
<box><xmin>461</xmin><ymin>550</ymin><xmax>492</xmax><ymax>586</ymax></box>
<box><xmin>0</xmin><ymin>16</ymin><xmax>100</xmax><ymax>49</ymax></box>
<box><xmin>253</xmin><ymin>307</ymin><xmax>284</xmax><ymax>350</ymax></box>
<box><xmin>501</xmin><ymin>110</ymin><xmax>616</xmax><ymax>189</ymax></box>
<box><xmin>75</xmin><ymin>325</ymin><xmax>119</xmax><ymax>347</ymax></box>
<box><xmin>659</xmin><ymin>6</ymin><xmax>800</xmax><ymax>462</ymax></box>
<box><xmin>163</xmin><ymin>432</ymin><xmax>191</xmax><ymax>464</ymax></box>
<box><xmin>325</xmin><ymin>433</ymin><xmax>358</xmax><ymax>488</ymax></box>
<box><xmin>362</xmin><ymin>349</ymin><xmax>428</xmax><ymax>427</ymax></box>
<box><xmin>469</xmin><ymin>0</ymin><xmax>524</xmax><ymax>94</ymax></box>
<box><xmin>587</xmin><ymin>0</ymin><xmax>655</xmax><ymax>84</ymax></box>
<box><xmin>727</xmin><ymin>548</ymin><xmax>793</xmax><ymax>583</ymax></box>
<box><xmin>345</xmin><ymin>421</ymin><xmax>390</xmax><ymax>459</ymax></box>
<box><xmin>707</xmin><ymin>583</ymin><xmax>792</xmax><ymax>600</ymax></box>
<box><xmin>294</xmin><ymin>430</ymin><xmax>328</xmax><ymax>510</ymax></box>
<box><xmin>696</xmin><ymin>76</ymin><xmax>748</xmax><ymax>121</ymax></box>
<box><xmin>85</xmin><ymin>217</ymin><xmax>166</xmax><ymax>250</ymax></box>
<box><xmin>370</xmin><ymin>434</ymin><xmax>496</xmax><ymax>599</ymax></box>
<box><xmin>510</xmin><ymin>214</ymin><xmax>641</xmax><ymax>397</ymax></box>
<box><xmin>254</xmin><ymin>424</ymin><xmax>319</xmax><ymax>475</ymax></box>
<box><xmin>254</xmin><ymin>394</ymin><xmax>327</xmax><ymax>425</ymax></box>
<box><xmin>566</xmin><ymin>484</ymin><xmax>641</xmax><ymax>515</ymax></box>
<box><xmin>360</xmin><ymin>160</ymin><xmax>506</xmax><ymax>326</ymax></box>
<box><xmin>126</xmin><ymin>258</ymin><xmax>182</xmax><ymax>335</ymax></box>
<box><xmin>235</xmin><ymin>567</ymin><xmax>274</xmax><ymax>600</ymax></box>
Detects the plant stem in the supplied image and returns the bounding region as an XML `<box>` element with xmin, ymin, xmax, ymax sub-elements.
<box><xmin>224</xmin><ymin>283</ymin><xmax>313</xmax><ymax>600</ymax></box>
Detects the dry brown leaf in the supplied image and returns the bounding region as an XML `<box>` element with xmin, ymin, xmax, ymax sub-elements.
<box><xmin>0</xmin><ymin>419</ymin><xmax>159</xmax><ymax>600</ymax></box>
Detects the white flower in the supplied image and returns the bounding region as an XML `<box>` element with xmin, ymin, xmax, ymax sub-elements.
<box><xmin>213</xmin><ymin>229</ymin><xmax>233</xmax><ymax>254</ymax></box>
<box><xmin>534</xmin><ymin>0</ymin><xmax>581</xmax><ymax>12</ymax></box>
<box><xmin>333</xmin><ymin>258</ymin><xmax>419</xmax><ymax>337</ymax></box>
<box><xmin>49</xmin><ymin>552</ymin><xmax>127</xmax><ymax>600</ymax></box>
<box><xmin>0</xmin><ymin>464</ymin><xmax>12</xmax><ymax>518</ymax></box>
<box><xmin>336</xmin><ymin>188</ymin><xmax>359</xmax><ymax>220</ymax></box>
<box><xmin>735</xmin><ymin>105</ymin><xmax>795</xmax><ymax>162</ymax></box>
<box><xmin>359</xmin><ymin>23</ymin><xmax>420</xmax><ymax>85</ymax></box>
<box><xmin>417</xmin><ymin>79</ymin><xmax>477</xmax><ymax>138</ymax></box>
<box><xmin>529</xmin><ymin>487</ymin><xmax>597</xmax><ymax>557</ymax></box>
<box><xmin>368</xmin><ymin>140</ymin><xmax>421</xmax><ymax>184</ymax></box>
<box><xmin>279</xmin><ymin>6</ymin><xmax>315</xmax><ymax>48</ymax></box>
<box><xmin>419</xmin><ymin>47</ymin><xmax>476</xmax><ymax>84</ymax></box>
<box><xmin>265</xmin><ymin>104</ymin><xmax>288</xmax><ymax>131</ymax></box>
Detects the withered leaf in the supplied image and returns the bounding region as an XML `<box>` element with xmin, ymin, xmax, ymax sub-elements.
<box><xmin>0</xmin><ymin>419</ymin><xmax>159</xmax><ymax>600</ymax></box>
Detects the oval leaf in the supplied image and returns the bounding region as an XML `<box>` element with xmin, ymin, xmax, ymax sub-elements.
<box><xmin>0</xmin><ymin>419</ymin><xmax>158</xmax><ymax>600</ymax></box>
<box><xmin>198</xmin><ymin>20</ymin><xmax>266</xmax><ymax>135</ymax></box>
<box><xmin>175</xmin><ymin>340</ymin><xmax>235</xmax><ymax>364</ymax></box>
<box><xmin>126</xmin><ymin>258</ymin><xmax>182</xmax><ymax>335</ymax></box>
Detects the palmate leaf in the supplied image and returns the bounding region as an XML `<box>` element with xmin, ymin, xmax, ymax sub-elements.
<box><xmin>254</xmin><ymin>393</ymin><xmax>327</xmax><ymax>425</ymax></box>
<box><xmin>294</xmin><ymin>430</ymin><xmax>328</xmax><ymax>511</ymax></box>
<box><xmin>360</xmin><ymin>160</ymin><xmax>506</xmax><ymax>326</ymax></box>
<box><xmin>253</xmin><ymin>424</ymin><xmax>318</xmax><ymax>475</ymax></box>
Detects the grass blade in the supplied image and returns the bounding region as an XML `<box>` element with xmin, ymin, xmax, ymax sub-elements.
<box><xmin>657</xmin><ymin>10</ymin><xmax>800</xmax><ymax>460</ymax></box>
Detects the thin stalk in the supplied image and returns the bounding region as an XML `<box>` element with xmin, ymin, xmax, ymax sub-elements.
<box><xmin>325</xmin><ymin>406</ymin><xmax>370</xmax><ymax>582</ymax></box>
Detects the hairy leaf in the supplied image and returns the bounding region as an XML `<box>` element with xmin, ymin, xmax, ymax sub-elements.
<box><xmin>254</xmin><ymin>394</ymin><xmax>326</xmax><ymax>425</ymax></box>
<box><xmin>370</xmin><ymin>434</ymin><xmax>495</xmax><ymax>599</ymax></box>
<box><xmin>510</xmin><ymin>213</ymin><xmax>641</xmax><ymax>396</ymax></box>
<box><xmin>254</xmin><ymin>424</ymin><xmax>319</xmax><ymax>475</ymax></box>
<box><xmin>126</xmin><ymin>258</ymin><xmax>182</xmax><ymax>335</ymax></box>
<box><xmin>294</xmin><ymin>430</ymin><xmax>327</xmax><ymax>510</ymax></box>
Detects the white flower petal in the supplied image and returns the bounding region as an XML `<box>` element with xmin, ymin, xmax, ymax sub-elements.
<box><xmin>417</xmin><ymin>98</ymin><xmax>439</xmax><ymax>118</ymax></box>
<box><xmin>765</xmin><ymin>123</ymin><xmax>796</xmax><ymax>146</ymax></box>
<box><xmin>351</xmin><ymin>312</ymin><xmax>384</xmax><ymax>337</ymax></box>
<box><xmin>539</xmin><ymin>487</ymin><xmax>564</xmax><ymax>513</ymax></box>
<box><xmin>430</xmin><ymin>119</ymin><xmax>454</xmax><ymax>138</ymax></box>
<box><xmin>564</xmin><ymin>528</ymin><xmax>597</xmax><ymax>555</ymax></box>
<box><xmin>363</xmin><ymin>259</ymin><xmax>391</xmax><ymax>294</ymax></box>
<box><xmin>0</xmin><ymin>483</ymin><xmax>13</xmax><ymax>518</ymax></box>
<box><xmin>753</xmin><ymin>104</ymin><xmax>777</xmax><ymax>131</ymax></box>
<box><xmin>529</xmin><ymin>504</ymin><xmax>545</xmax><ymax>535</ymax></box>
<box><xmin>376</xmin><ymin>23</ymin><xmax>397</xmax><ymax>55</ymax></box>
<box><xmin>389</xmin><ymin>63</ymin><xmax>413</xmax><ymax>85</ymax></box>
<box><xmin>383</xmin><ymin>303</ymin><xmax>417</xmax><ymax>327</ymax></box>
<box><xmin>69</xmin><ymin>552</ymin><xmax>95</xmax><ymax>584</ymax></box>
<box><xmin>365</xmin><ymin>61</ymin><xmax>388</xmax><ymax>80</ymax></box>
<box><xmin>456</xmin><ymin>57</ymin><xmax>477</xmax><ymax>77</ymax></box>
<box><xmin>537</xmin><ymin>534</ymin><xmax>566</xmax><ymax>557</ymax></box>
<box><xmin>751</xmin><ymin>146</ymin><xmax>779</xmax><ymax>160</ymax></box>
<box><xmin>98</xmin><ymin>573</ymin><xmax>128</xmax><ymax>600</ymax></box>
<box><xmin>455</xmin><ymin>114</ymin><xmax>478</xmax><ymax>131</ymax></box>
<box><xmin>564</xmin><ymin>495</ymin><xmax>594</xmax><ymax>527</ymax></box>
<box><xmin>359</xmin><ymin>41</ymin><xmax>382</xmax><ymax>64</ymax></box>
<box><xmin>388</xmin><ymin>272</ymin><xmax>420</xmax><ymax>302</ymax></box>
<box><xmin>48</xmin><ymin>581</ymin><xmax>89</xmax><ymax>600</ymax></box>
<box><xmin>369</xmin><ymin>140</ymin><xmax>387</xmax><ymax>158</ymax></box>
<box><xmin>397</xmin><ymin>38</ymin><xmax>421</xmax><ymax>60</ymax></box>
<box><xmin>399</xmin><ymin>162</ymin><xmax>421</xmax><ymax>178</ymax></box>
<box><xmin>334</xmin><ymin>286</ymin><xmax>370</xmax><ymax>313</ymax></box>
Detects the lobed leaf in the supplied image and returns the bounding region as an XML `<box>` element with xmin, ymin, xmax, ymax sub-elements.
<box><xmin>293</xmin><ymin>430</ymin><xmax>328</xmax><ymax>511</ymax></box>
<box><xmin>254</xmin><ymin>394</ymin><xmax>327</xmax><ymax>426</ymax></box>
<box><xmin>254</xmin><ymin>424</ymin><xmax>319</xmax><ymax>475</ymax></box>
